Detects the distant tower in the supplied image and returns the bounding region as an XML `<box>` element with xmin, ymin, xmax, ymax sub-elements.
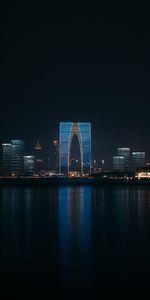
<box><xmin>35</xmin><ymin>140</ymin><xmax>43</xmax><ymax>173</ymax></box>
<box><xmin>53</xmin><ymin>140</ymin><xmax>59</xmax><ymax>173</ymax></box>
<box><xmin>0</xmin><ymin>144</ymin><xmax>3</xmax><ymax>175</ymax></box>
<box><xmin>24</xmin><ymin>156</ymin><xmax>35</xmax><ymax>176</ymax></box>
<box><xmin>113</xmin><ymin>156</ymin><xmax>125</xmax><ymax>171</ymax></box>
<box><xmin>132</xmin><ymin>152</ymin><xmax>145</xmax><ymax>171</ymax></box>
<box><xmin>11</xmin><ymin>140</ymin><xmax>25</xmax><ymax>175</ymax></box>
<box><xmin>117</xmin><ymin>148</ymin><xmax>130</xmax><ymax>170</ymax></box>
<box><xmin>2</xmin><ymin>143</ymin><xmax>12</xmax><ymax>176</ymax></box>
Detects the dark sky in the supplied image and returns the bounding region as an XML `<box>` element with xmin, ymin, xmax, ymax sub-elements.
<box><xmin>0</xmin><ymin>3</ymin><xmax>149</xmax><ymax>166</ymax></box>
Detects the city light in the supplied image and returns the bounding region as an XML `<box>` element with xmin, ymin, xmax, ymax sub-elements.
<box><xmin>0</xmin><ymin>122</ymin><xmax>149</xmax><ymax>181</ymax></box>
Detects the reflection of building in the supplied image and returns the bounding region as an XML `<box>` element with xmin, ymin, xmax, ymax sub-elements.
<box><xmin>113</xmin><ymin>156</ymin><xmax>125</xmax><ymax>171</ymax></box>
<box><xmin>59</xmin><ymin>122</ymin><xmax>91</xmax><ymax>175</ymax></box>
<box><xmin>11</xmin><ymin>140</ymin><xmax>25</xmax><ymax>175</ymax></box>
<box><xmin>2</xmin><ymin>143</ymin><xmax>12</xmax><ymax>175</ymax></box>
<box><xmin>58</xmin><ymin>187</ymin><xmax>91</xmax><ymax>272</ymax></box>
<box><xmin>53</xmin><ymin>140</ymin><xmax>59</xmax><ymax>172</ymax></box>
<box><xmin>117</xmin><ymin>148</ymin><xmax>130</xmax><ymax>170</ymax></box>
<box><xmin>35</xmin><ymin>140</ymin><xmax>43</xmax><ymax>173</ymax></box>
<box><xmin>24</xmin><ymin>156</ymin><xmax>35</xmax><ymax>175</ymax></box>
<box><xmin>132</xmin><ymin>152</ymin><xmax>145</xmax><ymax>171</ymax></box>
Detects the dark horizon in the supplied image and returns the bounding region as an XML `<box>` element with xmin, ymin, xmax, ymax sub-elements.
<box><xmin>0</xmin><ymin>4</ymin><xmax>149</xmax><ymax>166</ymax></box>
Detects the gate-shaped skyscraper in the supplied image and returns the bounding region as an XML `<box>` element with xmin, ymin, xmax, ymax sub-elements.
<box><xmin>59</xmin><ymin>122</ymin><xmax>91</xmax><ymax>175</ymax></box>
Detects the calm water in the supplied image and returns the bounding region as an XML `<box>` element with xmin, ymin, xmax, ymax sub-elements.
<box><xmin>0</xmin><ymin>186</ymin><xmax>150</xmax><ymax>298</ymax></box>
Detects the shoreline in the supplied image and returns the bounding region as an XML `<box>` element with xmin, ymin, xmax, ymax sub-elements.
<box><xmin>0</xmin><ymin>177</ymin><xmax>150</xmax><ymax>186</ymax></box>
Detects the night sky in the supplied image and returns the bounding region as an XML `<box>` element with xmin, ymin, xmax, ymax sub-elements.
<box><xmin>0</xmin><ymin>3</ymin><xmax>149</xmax><ymax>166</ymax></box>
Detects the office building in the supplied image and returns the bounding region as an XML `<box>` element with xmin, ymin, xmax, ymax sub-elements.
<box><xmin>59</xmin><ymin>122</ymin><xmax>91</xmax><ymax>175</ymax></box>
<box><xmin>113</xmin><ymin>156</ymin><xmax>125</xmax><ymax>171</ymax></box>
<box><xmin>11</xmin><ymin>140</ymin><xmax>25</xmax><ymax>175</ymax></box>
<box><xmin>35</xmin><ymin>140</ymin><xmax>43</xmax><ymax>173</ymax></box>
<box><xmin>132</xmin><ymin>152</ymin><xmax>145</xmax><ymax>171</ymax></box>
<box><xmin>0</xmin><ymin>144</ymin><xmax>3</xmax><ymax>175</ymax></box>
<box><xmin>24</xmin><ymin>156</ymin><xmax>35</xmax><ymax>175</ymax></box>
<box><xmin>53</xmin><ymin>140</ymin><xmax>59</xmax><ymax>172</ymax></box>
<box><xmin>2</xmin><ymin>143</ymin><xmax>12</xmax><ymax>176</ymax></box>
<box><xmin>117</xmin><ymin>148</ymin><xmax>130</xmax><ymax>170</ymax></box>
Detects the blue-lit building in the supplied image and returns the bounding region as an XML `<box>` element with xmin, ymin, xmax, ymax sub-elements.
<box><xmin>59</xmin><ymin>122</ymin><xmax>91</xmax><ymax>175</ymax></box>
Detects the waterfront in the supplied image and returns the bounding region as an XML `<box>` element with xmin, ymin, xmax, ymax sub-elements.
<box><xmin>0</xmin><ymin>186</ymin><xmax>150</xmax><ymax>298</ymax></box>
<box><xmin>0</xmin><ymin>176</ymin><xmax>150</xmax><ymax>187</ymax></box>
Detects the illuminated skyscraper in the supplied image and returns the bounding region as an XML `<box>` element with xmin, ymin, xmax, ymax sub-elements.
<box><xmin>2</xmin><ymin>143</ymin><xmax>12</xmax><ymax>175</ymax></box>
<box><xmin>24</xmin><ymin>156</ymin><xmax>35</xmax><ymax>175</ymax></box>
<box><xmin>132</xmin><ymin>152</ymin><xmax>145</xmax><ymax>171</ymax></box>
<box><xmin>117</xmin><ymin>148</ymin><xmax>130</xmax><ymax>170</ymax></box>
<box><xmin>59</xmin><ymin>122</ymin><xmax>91</xmax><ymax>175</ymax></box>
<box><xmin>11</xmin><ymin>140</ymin><xmax>25</xmax><ymax>175</ymax></box>
<box><xmin>113</xmin><ymin>156</ymin><xmax>125</xmax><ymax>171</ymax></box>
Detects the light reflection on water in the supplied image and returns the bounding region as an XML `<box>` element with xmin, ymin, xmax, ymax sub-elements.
<box><xmin>58</xmin><ymin>187</ymin><xmax>91</xmax><ymax>282</ymax></box>
<box><xmin>0</xmin><ymin>186</ymin><xmax>150</xmax><ymax>295</ymax></box>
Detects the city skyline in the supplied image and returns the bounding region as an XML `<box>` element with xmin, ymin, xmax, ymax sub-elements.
<box><xmin>0</xmin><ymin>4</ymin><xmax>149</xmax><ymax>167</ymax></box>
<box><xmin>0</xmin><ymin>118</ymin><xmax>149</xmax><ymax>169</ymax></box>
<box><xmin>0</xmin><ymin>122</ymin><xmax>148</xmax><ymax>173</ymax></box>
<box><xmin>0</xmin><ymin>4</ymin><xmax>150</xmax><ymax>298</ymax></box>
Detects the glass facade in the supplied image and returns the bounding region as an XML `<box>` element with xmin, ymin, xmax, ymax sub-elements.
<box><xmin>132</xmin><ymin>152</ymin><xmax>145</xmax><ymax>171</ymax></box>
<box><xmin>59</xmin><ymin>122</ymin><xmax>91</xmax><ymax>175</ymax></box>
<box><xmin>117</xmin><ymin>148</ymin><xmax>130</xmax><ymax>170</ymax></box>
<box><xmin>24</xmin><ymin>156</ymin><xmax>35</xmax><ymax>175</ymax></box>
<box><xmin>11</xmin><ymin>140</ymin><xmax>25</xmax><ymax>175</ymax></box>
<box><xmin>113</xmin><ymin>156</ymin><xmax>125</xmax><ymax>171</ymax></box>
<box><xmin>2</xmin><ymin>143</ymin><xmax>12</xmax><ymax>175</ymax></box>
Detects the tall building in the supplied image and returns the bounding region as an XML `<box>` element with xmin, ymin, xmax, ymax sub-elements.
<box><xmin>117</xmin><ymin>148</ymin><xmax>130</xmax><ymax>170</ymax></box>
<box><xmin>0</xmin><ymin>144</ymin><xmax>3</xmax><ymax>175</ymax></box>
<box><xmin>2</xmin><ymin>143</ymin><xmax>12</xmax><ymax>176</ymax></box>
<box><xmin>24</xmin><ymin>156</ymin><xmax>35</xmax><ymax>175</ymax></box>
<box><xmin>113</xmin><ymin>156</ymin><xmax>125</xmax><ymax>171</ymax></box>
<box><xmin>53</xmin><ymin>140</ymin><xmax>59</xmax><ymax>172</ymax></box>
<box><xmin>132</xmin><ymin>152</ymin><xmax>145</xmax><ymax>171</ymax></box>
<box><xmin>35</xmin><ymin>140</ymin><xmax>43</xmax><ymax>173</ymax></box>
<box><xmin>11</xmin><ymin>140</ymin><xmax>25</xmax><ymax>175</ymax></box>
<box><xmin>59</xmin><ymin>122</ymin><xmax>91</xmax><ymax>175</ymax></box>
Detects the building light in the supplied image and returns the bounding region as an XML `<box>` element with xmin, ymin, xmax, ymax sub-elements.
<box><xmin>136</xmin><ymin>171</ymin><xmax>150</xmax><ymax>179</ymax></box>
